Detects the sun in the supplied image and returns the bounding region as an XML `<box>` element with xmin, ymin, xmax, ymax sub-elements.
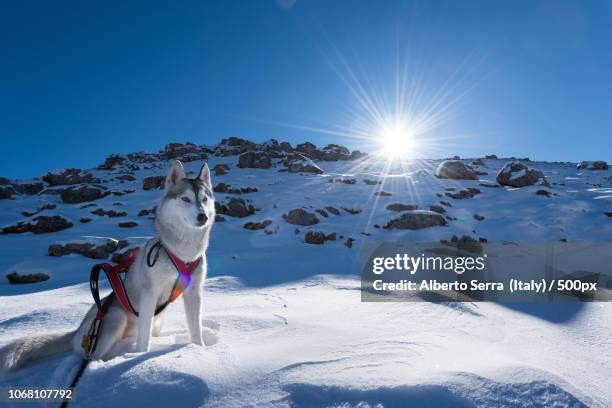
<box><xmin>378</xmin><ymin>120</ymin><xmax>416</xmax><ymax>158</ymax></box>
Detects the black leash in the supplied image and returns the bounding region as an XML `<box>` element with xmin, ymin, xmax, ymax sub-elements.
<box><xmin>60</xmin><ymin>292</ymin><xmax>114</xmax><ymax>407</ymax></box>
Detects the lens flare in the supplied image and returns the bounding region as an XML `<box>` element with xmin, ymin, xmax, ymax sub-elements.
<box><xmin>379</xmin><ymin>120</ymin><xmax>416</xmax><ymax>158</ymax></box>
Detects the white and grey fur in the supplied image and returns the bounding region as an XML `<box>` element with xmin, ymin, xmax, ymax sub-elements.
<box><xmin>0</xmin><ymin>160</ymin><xmax>215</xmax><ymax>372</ymax></box>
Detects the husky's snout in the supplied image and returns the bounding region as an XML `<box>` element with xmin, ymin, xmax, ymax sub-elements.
<box><xmin>196</xmin><ymin>212</ymin><xmax>208</xmax><ymax>226</ymax></box>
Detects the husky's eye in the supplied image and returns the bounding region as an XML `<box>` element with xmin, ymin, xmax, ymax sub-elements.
<box><xmin>202</xmin><ymin>196</ymin><xmax>208</xmax><ymax>203</ymax></box>
<box><xmin>181</xmin><ymin>196</ymin><xmax>191</xmax><ymax>203</ymax></box>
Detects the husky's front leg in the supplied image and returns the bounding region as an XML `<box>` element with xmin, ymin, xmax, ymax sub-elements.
<box><xmin>136</xmin><ymin>294</ymin><xmax>157</xmax><ymax>352</ymax></box>
<box><xmin>183</xmin><ymin>287</ymin><xmax>203</xmax><ymax>345</ymax></box>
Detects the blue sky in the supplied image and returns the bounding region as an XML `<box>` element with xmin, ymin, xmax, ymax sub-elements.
<box><xmin>1</xmin><ymin>0</ymin><xmax>611</xmax><ymax>179</ymax></box>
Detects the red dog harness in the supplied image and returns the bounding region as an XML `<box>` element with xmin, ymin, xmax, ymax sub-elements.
<box><xmin>90</xmin><ymin>242</ymin><xmax>202</xmax><ymax>318</ymax></box>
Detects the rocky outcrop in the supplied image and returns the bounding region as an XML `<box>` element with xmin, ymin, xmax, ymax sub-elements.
<box><xmin>6</xmin><ymin>271</ymin><xmax>50</xmax><ymax>284</ymax></box>
<box><xmin>283</xmin><ymin>209</ymin><xmax>319</xmax><ymax>226</ymax></box>
<box><xmin>61</xmin><ymin>186</ymin><xmax>107</xmax><ymax>204</ymax></box>
<box><xmin>384</xmin><ymin>210</ymin><xmax>447</xmax><ymax>230</ymax></box>
<box><xmin>48</xmin><ymin>238</ymin><xmax>128</xmax><ymax>259</ymax></box>
<box><xmin>43</xmin><ymin>168</ymin><xmax>97</xmax><ymax>186</ymax></box>
<box><xmin>243</xmin><ymin>220</ymin><xmax>272</xmax><ymax>230</ymax></box>
<box><xmin>496</xmin><ymin>162</ymin><xmax>548</xmax><ymax>188</ymax></box>
<box><xmin>91</xmin><ymin>208</ymin><xmax>127</xmax><ymax>218</ymax></box>
<box><xmin>215</xmin><ymin>198</ymin><xmax>256</xmax><ymax>218</ymax></box>
<box><xmin>213</xmin><ymin>164</ymin><xmax>230</xmax><ymax>176</ymax></box>
<box><xmin>213</xmin><ymin>183</ymin><xmax>258</xmax><ymax>194</ymax></box>
<box><xmin>12</xmin><ymin>182</ymin><xmax>44</xmax><ymax>195</ymax></box>
<box><xmin>284</xmin><ymin>154</ymin><xmax>324</xmax><ymax>174</ymax></box>
<box><xmin>0</xmin><ymin>186</ymin><xmax>16</xmax><ymax>199</ymax></box>
<box><xmin>143</xmin><ymin>176</ymin><xmax>166</xmax><ymax>190</ymax></box>
<box><xmin>238</xmin><ymin>151</ymin><xmax>272</xmax><ymax>169</ymax></box>
<box><xmin>98</xmin><ymin>154</ymin><xmax>127</xmax><ymax>170</ymax></box>
<box><xmin>577</xmin><ymin>161</ymin><xmax>608</xmax><ymax>170</ymax></box>
<box><xmin>435</xmin><ymin>160</ymin><xmax>478</xmax><ymax>180</ymax></box>
<box><xmin>1</xmin><ymin>215</ymin><xmax>73</xmax><ymax>234</ymax></box>
<box><xmin>118</xmin><ymin>221</ymin><xmax>138</xmax><ymax>228</ymax></box>
<box><xmin>304</xmin><ymin>231</ymin><xmax>336</xmax><ymax>244</ymax></box>
<box><xmin>386</xmin><ymin>203</ymin><xmax>418</xmax><ymax>212</ymax></box>
<box><xmin>445</xmin><ymin>187</ymin><xmax>481</xmax><ymax>199</ymax></box>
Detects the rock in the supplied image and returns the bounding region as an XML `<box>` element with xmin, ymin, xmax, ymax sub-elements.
<box><xmin>0</xmin><ymin>186</ymin><xmax>17</xmax><ymax>199</ymax></box>
<box><xmin>305</xmin><ymin>231</ymin><xmax>326</xmax><ymax>244</ymax></box>
<box><xmin>6</xmin><ymin>271</ymin><xmax>49</xmax><ymax>284</ymax></box>
<box><xmin>296</xmin><ymin>142</ymin><xmax>317</xmax><ymax>156</ymax></box>
<box><xmin>479</xmin><ymin>181</ymin><xmax>500</xmax><ymax>188</ymax></box>
<box><xmin>284</xmin><ymin>154</ymin><xmax>324</xmax><ymax>174</ymax></box>
<box><xmin>333</xmin><ymin>178</ymin><xmax>356</xmax><ymax>184</ymax></box>
<box><xmin>118</xmin><ymin>221</ymin><xmax>138</xmax><ymax>228</ymax></box>
<box><xmin>440</xmin><ymin>201</ymin><xmax>452</xmax><ymax>207</ymax></box>
<box><xmin>435</xmin><ymin>160</ymin><xmax>478</xmax><ymax>180</ymax></box>
<box><xmin>386</xmin><ymin>203</ymin><xmax>418</xmax><ymax>212</ymax></box>
<box><xmin>238</xmin><ymin>151</ymin><xmax>272</xmax><ymax>169</ymax></box>
<box><xmin>325</xmin><ymin>206</ymin><xmax>340</xmax><ymax>215</ymax></box>
<box><xmin>536</xmin><ymin>189</ymin><xmax>557</xmax><ymax>197</ymax></box>
<box><xmin>143</xmin><ymin>176</ymin><xmax>166</xmax><ymax>190</ymax></box>
<box><xmin>43</xmin><ymin>168</ymin><xmax>97</xmax><ymax>186</ymax></box>
<box><xmin>445</xmin><ymin>188</ymin><xmax>481</xmax><ymax>199</ymax></box>
<box><xmin>91</xmin><ymin>208</ymin><xmax>127</xmax><ymax>218</ymax></box>
<box><xmin>342</xmin><ymin>207</ymin><xmax>361</xmax><ymax>214</ymax></box>
<box><xmin>363</xmin><ymin>179</ymin><xmax>382</xmax><ymax>185</ymax></box>
<box><xmin>472</xmin><ymin>159</ymin><xmax>485</xmax><ymax>166</ymax></box>
<box><xmin>384</xmin><ymin>210</ymin><xmax>447</xmax><ymax>230</ymax></box>
<box><xmin>315</xmin><ymin>209</ymin><xmax>329</xmax><ymax>218</ymax></box>
<box><xmin>61</xmin><ymin>186</ymin><xmax>106</xmax><ymax>204</ymax></box>
<box><xmin>1</xmin><ymin>215</ymin><xmax>73</xmax><ymax>234</ymax></box>
<box><xmin>212</xmin><ymin>164</ymin><xmax>230</xmax><ymax>176</ymax></box>
<box><xmin>429</xmin><ymin>205</ymin><xmax>446</xmax><ymax>214</ymax></box>
<box><xmin>12</xmin><ymin>182</ymin><xmax>44</xmax><ymax>195</ymax></box>
<box><xmin>215</xmin><ymin>198</ymin><xmax>256</xmax><ymax>218</ymax></box>
<box><xmin>160</xmin><ymin>142</ymin><xmax>199</xmax><ymax>160</ymax></box>
<box><xmin>283</xmin><ymin>209</ymin><xmax>319</xmax><ymax>226</ymax></box>
<box><xmin>80</xmin><ymin>217</ymin><xmax>92</xmax><ymax>223</ymax></box>
<box><xmin>349</xmin><ymin>150</ymin><xmax>367</xmax><ymax>160</ymax></box>
<box><xmin>138</xmin><ymin>209</ymin><xmax>153</xmax><ymax>216</ymax></box>
<box><xmin>0</xmin><ymin>177</ymin><xmax>10</xmax><ymax>185</ymax></box>
<box><xmin>98</xmin><ymin>154</ymin><xmax>127</xmax><ymax>170</ymax></box>
<box><xmin>213</xmin><ymin>182</ymin><xmax>258</xmax><ymax>195</ymax></box>
<box><xmin>318</xmin><ymin>144</ymin><xmax>351</xmax><ymax>161</ymax></box>
<box><xmin>215</xmin><ymin>215</ymin><xmax>226</xmax><ymax>222</ymax></box>
<box><xmin>116</xmin><ymin>174</ymin><xmax>136</xmax><ymax>182</ymax></box>
<box><xmin>344</xmin><ymin>237</ymin><xmax>355</xmax><ymax>248</ymax></box>
<box><xmin>48</xmin><ymin>238</ymin><xmax>128</xmax><ymax>259</ymax></box>
<box><xmin>485</xmin><ymin>154</ymin><xmax>498</xmax><ymax>160</ymax></box>
<box><xmin>496</xmin><ymin>162</ymin><xmax>548</xmax><ymax>188</ymax></box>
<box><xmin>604</xmin><ymin>212</ymin><xmax>612</xmax><ymax>218</ymax></box>
<box><xmin>374</xmin><ymin>191</ymin><xmax>392</xmax><ymax>196</ymax></box>
<box><xmin>441</xmin><ymin>235</ymin><xmax>484</xmax><ymax>254</ymax></box>
<box><xmin>577</xmin><ymin>161</ymin><xmax>608</xmax><ymax>170</ymax></box>
<box><xmin>244</xmin><ymin>220</ymin><xmax>272</xmax><ymax>230</ymax></box>
<box><xmin>474</xmin><ymin>214</ymin><xmax>485</xmax><ymax>221</ymax></box>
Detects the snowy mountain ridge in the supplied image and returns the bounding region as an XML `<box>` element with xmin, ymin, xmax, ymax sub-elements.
<box><xmin>1</xmin><ymin>138</ymin><xmax>611</xmax><ymax>407</ymax></box>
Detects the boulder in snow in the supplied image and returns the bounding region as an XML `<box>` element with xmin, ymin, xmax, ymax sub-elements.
<box><xmin>283</xmin><ymin>209</ymin><xmax>319</xmax><ymax>226</ymax></box>
<box><xmin>577</xmin><ymin>161</ymin><xmax>608</xmax><ymax>170</ymax></box>
<box><xmin>384</xmin><ymin>210</ymin><xmax>447</xmax><ymax>230</ymax></box>
<box><xmin>1</xmin><ymin>215</ymin><xmax>73</xmax><ymax>234</ymax></box>
<box><xmin>238</xmin><ymin>151</ymin><xmax>272</xmax><ymax>169</ymax></box>
<box><xmin>496</xmin><ymin>162</ymin><xmax>548</xmax><ymax>188</ymax></box>
<box><xmin>435</xmin><ymin>160</ymin><xmax>478</xmax><ymax>180</ymax></box>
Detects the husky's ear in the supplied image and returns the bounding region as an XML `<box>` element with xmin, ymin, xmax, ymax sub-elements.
<box><xmin>198</xmin><ymin>162</ymin><xmax>211</xmax><ymax>187</ymax></box>
<box><xmin>165</xmin><ymin>160</ymin><xmax>185</xmax><ymax>191</ymax></box>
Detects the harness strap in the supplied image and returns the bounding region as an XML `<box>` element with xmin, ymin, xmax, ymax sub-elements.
<box><xmin>89</xmin><ymin>242</ymin><xmax>202</xmax><ymax>317</ymax></box>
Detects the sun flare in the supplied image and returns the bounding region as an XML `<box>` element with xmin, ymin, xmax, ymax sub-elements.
<box><xmin>378</xmin><ymin>120</ymin><xmax>416</xmax><ymax>158</ymax></box>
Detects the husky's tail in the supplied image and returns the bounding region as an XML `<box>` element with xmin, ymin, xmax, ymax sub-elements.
<box><xmin>0</xmin><ymin>331</ymin><xmax>75</xmax><ymax>372</ymax></box>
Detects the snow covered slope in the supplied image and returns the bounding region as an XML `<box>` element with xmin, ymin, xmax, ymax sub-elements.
<box><xmin>1</xmin><ymin>140</ymin><xmax>611</xmax><ymax>407</ymax></box>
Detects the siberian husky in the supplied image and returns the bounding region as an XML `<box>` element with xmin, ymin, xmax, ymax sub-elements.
<box><xmin>0</xmin><ymin>160</ymin><xmax>215</xmax><ymax>371</ymax></box>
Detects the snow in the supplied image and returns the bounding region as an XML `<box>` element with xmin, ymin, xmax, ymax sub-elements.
<box><xmin>1</xmin><ymin>153</ymin><xmax>611</xmax><ymax>407</ymax></box>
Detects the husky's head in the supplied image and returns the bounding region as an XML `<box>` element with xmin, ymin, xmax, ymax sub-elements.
<box><xmin>157</xmin><ymin>160</ymin><xmax>215</xmax><ymax>230</ymax></box>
